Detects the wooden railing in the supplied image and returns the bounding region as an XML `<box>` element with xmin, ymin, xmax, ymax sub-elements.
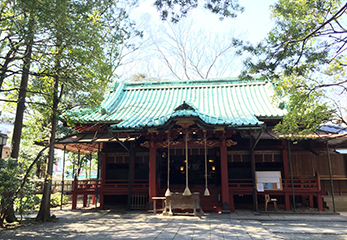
<box><xmin>282</xmin><ymin>179</ymin><xmax>319</xmax><ymax>192</ymax></box>
<box><xmin>72</xmin><ymin>179</ymin><xmax>149</xmax><ymax>194</ymax></box>
<box><xmin>228</xmin><ymin>179</ymin><xmax>253</xmax><ymax>194</ymax></box>
<box><xmin>228</xmin><ymin>178</ymin><xmax>321</xmax><ymax>194</ymax></box>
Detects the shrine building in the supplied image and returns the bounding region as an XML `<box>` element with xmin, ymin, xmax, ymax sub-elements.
<box><xmin>56</xmin><ymin>78</ymin><xmax>347</xmax><ymax>213</ymax></box>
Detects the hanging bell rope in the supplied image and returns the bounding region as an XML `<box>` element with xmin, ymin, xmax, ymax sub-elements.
<box><xmin>204</xmin><ymin>131</ymin><xmax>210</xmax><ymax>196</ymax></box>
<box><xmin>165</xmin><ymin>131</ymin><xmax>171</xmax><ymax>197</ymax></box>
<box><xmin>183</xmin><ymin>131</ymin><xmax>192</xmax><ymax>196</ymax></box>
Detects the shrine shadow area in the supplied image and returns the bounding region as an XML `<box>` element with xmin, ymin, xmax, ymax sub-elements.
<box><xmin>1</xmin><ymin>209</ymin><xmax>347</xmax><ymax>240</ymax></box>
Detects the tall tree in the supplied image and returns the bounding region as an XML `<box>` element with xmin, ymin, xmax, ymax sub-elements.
<box><xmin>11</xmin><ymin>11</ymin><xmax>35</xmax><ymax>159</ymax></box>
<box><xmin>0</xmin><ymin>0</ymin><xmax>140</xmax><ymax>224</ymax></box>
<box><xmin>1</xmin><ymin>0</ymin><xmax>41</xmax><ymax>223</ymax></box>
<box><xmin>242</xmin><ymin>0</ymin><xmax>347</xmax><ymax>136</ymax></box>
<box><xmin>32</xmin><ymin>0</ymin><xmax>139</xmax><ymax>222</ymax></box>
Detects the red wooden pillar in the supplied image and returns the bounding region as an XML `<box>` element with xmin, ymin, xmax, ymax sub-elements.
<box><xmin>72</xmin><ymin>178</ymin><xmax>77</xmax><ymax>209</ymax></box>
<box><xmin>99</xmin><ymin>194</ymin><xmax>104</xmax><ymax>210</ymax></box>
<box><xmin>102</xmin><ymin>152</ymin><xmax>107</xmax><ymax>185</ymax></box>
<box><xmin>309</xmin><ymin>195</ymin><xmax>314</xmax><ymax>208</ymax></box>
<box><xmin>282</xmin><ymin>139</ymin><xmax>290</xmax><ymax>211</ymax></box>
<box><xmin>131</xmin><ymin>143</ymin><xmax>135</xmax><ymax>184</ymax></box>
<box><xmin>83</xmin><ymin>195</ymin><xmax>88</xmax><ymax>207</ymax></box>
<box><xmin>285</xmin><ymin>193</ymin><xmax>290</xmax><ymax>211</ymax></box>
<box><xmin>99</xmin><ymin>151</ymin><xmax>107</xmax><ymax>210</ymax></box>
<box><xmin>282</xmin><ymin>140</ymin><xmax>289</xmax><ymax>179</ymax></box>
<box><xmin>148</xmin><ymin>141</ymin><xmax>157</xmax><ymax>209</ymax></box>
<box><xmin>92</xmin><ymin>194</ymin><xmax>96</xmax><ymax>205</ymax></box>
<box><xmin>220</xmin><ymin>137</ymin><xmax>231</xmax><ymax>212</ymax></box>
<box><xmin>317</xmin><ymin>176</ymin><xmax>323</xmax><ymax>211</ymax></box>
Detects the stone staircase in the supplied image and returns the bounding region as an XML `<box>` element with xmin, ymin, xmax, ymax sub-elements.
<box><xmin>323</xmin><ymin>195</ymin><xmax>347</xmax><ymax>212</ymax></box>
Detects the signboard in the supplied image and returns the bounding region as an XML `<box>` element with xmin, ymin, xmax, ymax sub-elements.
<box><xmin>256</xmin><ymin>171</ymin><xmax>282</xmax><ymax>192</ymax></box>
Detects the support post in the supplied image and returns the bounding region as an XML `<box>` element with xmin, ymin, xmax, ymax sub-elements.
<box><xmin>99</xmin><ymin>194</ymin><xmax>104</xmax><ymax>210</ymax></box>
<box><xmin>92</xmin><ymin>194</ymin><xmax>96</xmax><ymax>205</ymax></box>
<box><xmin>326</xmin><ymin>141</ymin><xmax>336</xmax><ymax>212</ymax></box>
<box><xmin>100</xmin><ymin>150</ymin><xmax>106</xmax><ymax>210</ymax></box>
<box><xmin>72</xmin><ymin>180</ymin><xmax>77</xmax><ymax>209</ymax></box>
<box><xmin>287</xmin><ymin>140</ymin><xmax>296</xmax><ymax>212</ymax></box>
<box><xmin>148</xmin><ymin>141</ymin><xmax>157</xmax><ymax>210</ymax></box>
<box><xmin>250</xmin><ymin>145</ymin><xmax>258</xmax><ymax>212</ymax></box>
<box><xmin>220</xmin><ymin>137</ymin><xmax>231</xmax><ymax>213</ymax></box>
<box><xmin>316</xmin><ymin>175</ymin><xmax>323</xmax><ymax>211</ymax></box>
<box><xmin>249</xmin><ymin>128</ymin><xmax>264</xmax><ymax>212</ymax></box>
<box><xmin>95</xmin><ymin>143</ymin><xmax>100</xmax><ymax>210</ymax></box>
<box><xmin>60</xmin><ymin>145</ymin><xmax>66</xmax><ymax>210</ymax></box>
<box><xmin>285</xmin><ymin>193</ymin><xmax>290</xmax><ymax>211</ymax></box>
<box><xmin>127</xmin><ymin>143</ymin><xmax>133</xmax><ymax>210</ymax></box>
<box><xmin>83</xmin><ymin>195</ymin><xmax>88</xmax><ymax>207</ymax></box>
<box><xmin>282</xmin><ymin>139</ymin><xmax>289</xmax><ymax>179</ymax></box>
<box><xmin>282</xmin><ymin>140</ymin><xmax>290</xmax><ymax>211</ymax></box>
<box><xmin>309</xmin><ymin>195</ymin><xmax>314</xmax><ymax>208</ymax></box>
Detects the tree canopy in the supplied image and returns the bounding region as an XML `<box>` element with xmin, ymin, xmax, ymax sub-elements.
<box><xmin>0</xmin><ymin>0</ymin><xmax>141</xmax><ymax>224</ymax></box>
<box><xmin>154</xmin><ymin>0</ymin><xmax>244</xmax><ymax>22</ymax></box>
<box><xmin>239</xmin><ymin>0</ymin><xmax>347</xmax><ymax>136</ymax></box>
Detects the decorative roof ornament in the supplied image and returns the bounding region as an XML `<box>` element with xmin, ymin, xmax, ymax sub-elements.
<box><xmin>174</xmin><ymin>101</ymin><xmax>196</xmax><ymax>112</ymax></box>
<box><xmin>100</xmin><ymin>108</ymin><xmax>107</xmax><ymax>115</ymax></box>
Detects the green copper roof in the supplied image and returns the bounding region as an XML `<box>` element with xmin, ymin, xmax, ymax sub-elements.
<box><xmin>71</xmin><ymin>78</ymin><xmax>285</xmax><ymax>130</ymax></box>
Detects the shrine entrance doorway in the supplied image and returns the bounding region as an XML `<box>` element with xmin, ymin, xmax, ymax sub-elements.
<box><xmin>159</xmin><ymin>148</ymin><xmax>220</xmax><ymax>189</ymax></box>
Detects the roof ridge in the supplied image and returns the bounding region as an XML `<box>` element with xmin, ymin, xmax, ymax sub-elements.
<box><xmin>118</xmin><ymin>78</ymin><xmax>265</xmax><ymax>89</ymax></box>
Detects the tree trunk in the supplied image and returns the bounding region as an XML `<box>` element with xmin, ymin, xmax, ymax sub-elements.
<box><xmin>0</xmin><ymin>46</ymin><xmax>18</xmax><ymax>90</ymax></box>
<box><xmin>36</xmin><ymin>52</ymin><xmax>61</xmax><ymax>222</ymax></box>
<box><xmin>5</xmin><ymin>18</ymin><xmax>34</xmax><ymax>224</ymax></box>
<box><xmin>1</xmin><ymin>191</ymin><xmax>16</xmax><ymax>225</ymax></box>
<box><xmin>11</xmin><ymin>21</ymin><xmax>34</xmax><ymax>159</ymax></box>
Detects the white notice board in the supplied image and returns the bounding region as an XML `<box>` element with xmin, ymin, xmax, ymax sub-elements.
<box><xmin>256</xmin><ymin>171</ymin><xmax>282</xmax><ymax>192</ymax></box>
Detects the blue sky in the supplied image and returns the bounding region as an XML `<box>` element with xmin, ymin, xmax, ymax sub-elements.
<box><xmin>131</xmin><ymin>0</ymin><xmax>276</xmax><ymax>43</ymax></box>
<box><xmin>116</xmin><ymin>0</ymin><xmax>277</xmax><ymax>81</ymax></box>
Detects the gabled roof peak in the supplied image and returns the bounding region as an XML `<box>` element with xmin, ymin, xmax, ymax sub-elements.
<box><xmin>174</xmin><ymin>101</ymin><xmax>196</xmax><ymax>112</ymax></box>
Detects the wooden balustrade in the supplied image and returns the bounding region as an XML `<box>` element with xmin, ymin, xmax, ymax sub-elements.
<box><xmin>228</xmin><ymin>178</ymin><xmax>321</xmax><ymax>194</ymax></box>
<box><xmin>71</xmin><ymin>179</ymin><xmax>149</xmax><ymax>194</ymax></box>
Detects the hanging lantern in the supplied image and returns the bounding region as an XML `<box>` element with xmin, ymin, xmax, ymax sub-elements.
<box><xmin>204</xmin><ymin>131</ymin><xmax>210</xmax><ymax>196</ymax></box>
<box><xmin>165</xmin><ymin>131</ymin><xmax>171</xmax><ymax>197</ymax></box>
<box><xmin>183</xmin><ymin>131</ymin><xmax>192</xmax><ymax>196</ymax></box>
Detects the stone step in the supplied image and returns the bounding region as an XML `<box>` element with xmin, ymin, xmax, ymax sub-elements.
<box><xmin>323</xmin><ymin>195</ymin><xmax>347</xmax><ymax>211</ymax></box>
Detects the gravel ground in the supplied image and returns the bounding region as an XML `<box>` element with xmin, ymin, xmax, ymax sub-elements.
<box><xmin>1</xmin><ymin>209</ymin><xmax>347</xmax><ymax>240</ymax></box>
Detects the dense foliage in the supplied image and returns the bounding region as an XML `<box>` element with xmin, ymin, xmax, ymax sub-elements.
<box><xmin>241</xmin><ymin>0</ymin><xmax>347</xmax><ymax>136</ymax></box>
<box><xmin>1</xmin><ymin>0</ymin><xmax>141</xmax><ymax>224</ymax></box>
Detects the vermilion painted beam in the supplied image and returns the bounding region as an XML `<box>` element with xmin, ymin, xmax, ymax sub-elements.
<box><xmin>154</xmin><ymin>139</ymin><xmax>222</xmax><ymax>149</ymax></box>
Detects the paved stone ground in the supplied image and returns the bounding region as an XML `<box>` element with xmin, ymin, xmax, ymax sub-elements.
<box><xmin>1</xmin><ymin>210</ymin><xmax>347</xmax><ymax>240</ymax></box>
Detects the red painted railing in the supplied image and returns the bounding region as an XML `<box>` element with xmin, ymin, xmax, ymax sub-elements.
<box><xmin>71</xmin><ymin>178</ymin><xmax>320</xmax><ymax>197</ymax></box>
<box><xmin>71</xmin><ymin>179</ymin><xmax>149</xmax><ymax>194</ymax></box>
<box><xmin>228</xmin><ymin>178</ymin><xmax>321</xmax><ymax>195</ymax></box>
